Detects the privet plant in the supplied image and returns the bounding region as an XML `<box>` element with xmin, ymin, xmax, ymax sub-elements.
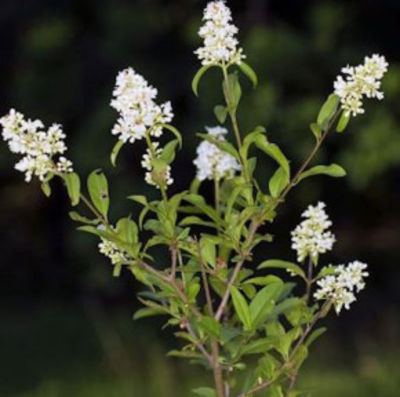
<box><xmin>1</xmin><ymin>2</ymin><xmax>388</xmax><ymax>396</ymax></box>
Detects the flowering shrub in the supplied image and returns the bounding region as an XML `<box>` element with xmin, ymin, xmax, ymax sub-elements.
<box><xmin>0</xmin><ymin>1</ymin><xmax>388</xmax><ymax>396</ymax></box>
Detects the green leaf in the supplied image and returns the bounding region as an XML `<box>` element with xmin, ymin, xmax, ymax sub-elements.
<box><xmin>250</xmin><ymin>282</ymin><xmax>283</xmax><ymax>328</ymax></box>
<box><xmin>272</xmin><ymin>298</ymin><xmax>303</xmax><ymax>320</ymax></box>
<box><xmin>269</xmin><ymin>167</ymin><xmax>289</xmax><ymax>198</ymax></box>
<box><xmin>238</xmin><ymin>61</ymin><xmax>258</xmax><ymax>87</ymax></box>
<box><xmin>69</xmin><ymin>211</ymin><xmax>100</xmax><ymax>225</ymax></box>
<box><xmin>192</xmin><ymin>387</ymin><xmax>216</xmax><ymax>397</ymax></box>
<box><xmin>179</xmin><ymin>216</ymin><xmax>215</xmax><ymax>228</ymax></box>
<box><xmin>133</xmin><ymin>307</ymin><xmax>168</xmax><ymax>320</ymax></box>
<box><xmin>167</xmin><ymin>350</ymin><xmax>202</xmax><ymax>359</ymax></box>
<box><xmin>317</xmin><ymin>93</ymin><xmax>340</xmax><ymax>129</ymax></box>
<box><xmin>41</xmin><ymin>182</ymin><xmax>51</xmax><ymax>197</ymax></box>
<box><xmin>258</xmin><ymin>353</ymin><xmax>278</xmax><ymax>379</ymax></box>
<box><xmin>315</xmin><ymin>265</ymin><xmax>336</xmax><ymax>280</ymax></box>
<box><xmin>200</xmin><ymin>237</ymin><xmax>216</xmax><ymax>267</ymax></box>
<box><xmin>187</xmin><ymin>282</ymin><xmax>200</xmax><ymax>302</ymax></box>
<box><xmin>214</xmin><ymin>105</ymin><xmax>228</xmax><ymax>124</ymax></box>
<box><xmin>139</xmin><ymin>206</ymin><xmax>150</xmax><ymax>229</ymax></box>
<box><xmin>241</xmin><ymin>337</ymin><xmax>276</xmax><ymax>355</ymax></box>
<box><xmin>258</xmin><ymin>260</ymin><xmax>306</xmax><ymax>280</ymax></box>
<box><xmin>160</xmin><ymin>139</ymin><xmax>179</xmax><ymax>164</ymax></box>
<box><xmin>110</xmin><ymin>139</ymin><xmax>124</xmax><ymax>167</ymax></box>
<box><xmin>297</xmin><ymin>164</ymin><xmax>346</xmax><ymax>183</ymax></box>
<box><xmin>197</xmin><ymin>133</ymin><xmax>240</xmax><ymax>160</ymax></box>
<box><xmin>192</xmin><ymin>64</ymin><xmax>215</xmax><ymax>96</ymax></box>
<box><xmin>127</xmin><ymin>195</ymin><xmax>148</xmax><ymax>206</ymax></box>
<box><xmin>112</xmin><ymin>264</ymin><xmax>122</xmax><ymax>277</ymax></box>
<box><xmin>160</xmin><ymin>124</ymin><xmax>182</xmax><ymax>147</ymax></box>
<box><xmin>77</xmin><ymin>225</ymin><xmax>112</xmax><ymax>240</ymax></box>
<box><xmin>224</xmin><ymin>183</ymin><xmax>248</xmax><ymax>222</ymax></box>
<box><xmin>310</xmin><ymin>122</ymin><xmax>322</xmax><ymax>141</ymax></box>
<box><xmin>116</xmin><ymin>217</ymin><xmax>138</xmax><ymax>244</ymax></box>
<box><xmin>199</xmin><ymin>316</ymin><xmax>221</xmax><ymax>338</ymax></box>
<box><xmin>87</xmin><ymin>169</ymin><xmax>109</xmax><ymax>218</ymax></box>
<box><xmin>305</xmin><ymin>327</ymin><xmax>327</xmax><ymax>347</ymax></box>
<box><xmin>336</xmin><ymin>111</ymin><xmax>350</xmax><ymax>133</ymax></box>
<box><xmin>255</xmin><ymin>135</ymin><xmax>290</xmax><ymax>176</ymax></box>
<box><xmin>291</xmin><ymin>344</ymin><xmax>308</xmax><ymax>370</ymax></box>
<box><xmin>223</xmin><ymin>72</ymin><xmax>242</xmax><ymax>108</ymax></box>
<box><xmin>64</xmin><ymin>172</ymin><xmax>81</xmax><ymax>206</ymax></box>
<box><xmin>183</xmin><ymin>194</ymin><xmax>220</xmax><ymax>223</ymax></box>
<box><xmin>243</xmin><ymin>275</ymin><xmax>282</xmax><ymax>286</ymax></box>
<box><xmin>270</xmin><ymin>385</ymin><xmax>284</xmax><ymax>397</ymax></box>
<box><xmin>230</xmin><ymin>286</ymin><xmax>252</xmax><ymax>331</ymax></box>
<box><xmin>190</xmin><ymin>178</ymin><xmax>201</xmax><ymax>194</ymax></box>
<box><xmin>239</xmin><ymin>127</ymin><xmax>266</xmax><ymax>159</ymax></box>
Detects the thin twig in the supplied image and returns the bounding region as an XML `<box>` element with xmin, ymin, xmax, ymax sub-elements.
<box><xmin>239</xmin><ymin>302</ymin><xmax>330</xmax><ymax>397</ymax></box>
<box><xmin>214</xmin><ymin>219</ymin><xmax>260</xmax><ymax>321</ymax></box>
<box><xmin>305</xmin><ymin>257</ymin><xmax>313</xmax><ymax>303</ymax></box>
<box><xmin>169</xmin><ymin>242</ymin><xmax>178</xmax><ymax>281</ymax></box>
<box><xmin>184</xmin><ymin>319</ymin><xmax>213</xmax><ymax>364</ymax></box>
<box><xmin>196</xmin><ymin>238</ymin><xmax>214</xmax><ymax>316</ymax></box>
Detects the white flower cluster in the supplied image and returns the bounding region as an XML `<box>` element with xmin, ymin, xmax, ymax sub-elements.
<box><xmin>291</xmin><ymin>202</ymin><xmax>336</xmax><ymax>263</ymax></box>
<box><xmin>314</xmin><ymin>261</ymin><xmax>369</xmax><ymax>314</ymax></box>
<box><xmin>193</xmin><ymin>126</ymin><xmax>241</xmax><ymax>181</ymax></box>
<box><xmin>0</xmin><ymin>109</ymin><xmax>73</xmax><ymax>182</ymax></box>
<box><xmin>141</xmin><ymin>143</ymin><xmax>173</xmax><ymax>189</ymax></box>
<box><xmin>110</xmin><ymin>68</ymin><xmax>173</xmax><ymax>143</ymax></box>
<box><xmin>195</xmin><ymin>1</ymin><xmax>245</xmax><ymax>66</ymax></box>
<box><xmin>334</xmin><ymin>54</ymin><xmax>388</xmax><ymax>117</ymax></box>
<box><xmin>98</xmin><ymin>238</ymin><xmax>129</xmax><ymax>265</ymax></box>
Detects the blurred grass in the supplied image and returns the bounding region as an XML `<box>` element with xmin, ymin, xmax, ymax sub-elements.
<box><xmin>1</xmin><ymin>302</ymin><xmax>398</xmax><ymax>397</ymax></box>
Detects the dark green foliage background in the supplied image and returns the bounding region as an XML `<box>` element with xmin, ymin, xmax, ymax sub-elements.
<box><xmin>0</xmin><ymin>0</ymin><xmax>399</xmax><ymax>395</ymax></box>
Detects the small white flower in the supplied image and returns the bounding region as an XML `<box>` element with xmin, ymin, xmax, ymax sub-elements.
<box><xmin>195</xmin><ymin>1</ymin><xmax>245</xmax><ymax>66</ymax></box>
<box><xmin>334</xmin><ymin>54</ymin><xmax>388</xmax><ymax>117</ymax></box>
<box><xmin>110</xmin><ymin>68</ymin><xmax>173</xmax><ymax>143</ymax></box>
<box><xmin>0</xmin><ymin>109</ymin><xmax>73</xmax><ymax>182</ymax></box>
<box><xmin>291</xmin><ymin>202</ymin><xmax>335</xmax><ymax>263</ymax></box>
<box><xmin>98</xmin><ymin>239</ymin><xmax>129</xmax><ymax>265</ymax></box>
<box><xmin>56</xmin><ymin>156</ymin><xmax>74</xmax><ymax>174</ymax></box>
<box><xmin>141</xmin><ymin>143</ymin><xmax>173</xmax><ymax>189</ymax></box>
<box><xmin>193</xmin><ymin>126</ymin><xmax>241</xmax><ymax>181</ymax></box>
<box><xmin>314</xmin><ymin>261</ymin><xmax>368</xmax><ymax>314</ymax></box>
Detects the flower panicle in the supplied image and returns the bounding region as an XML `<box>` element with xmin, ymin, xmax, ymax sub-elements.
<box><xmin>291</xmin><ymin>202</ymin><xmax>336</xmax><ymax>263</ymax></box>
<box><xmin>110</xmin><ymin>68</ymin><xmax>174</xmax><ymax>144</ymax></box>
<box><xmin>314</xmin><ymin>261</ymin><xmax>369</xmax><ymax>313</ymax></box>
<box><xmin>141</xmin><ymin>143</ymin><xmax>173</xmax><ymax>189</ymax></box>
<box><xmin>334</xmin><ymin>54</ymin><xmax>388</xmax><ymax>117</ymax></box>
<box><xmin>193</xmin><ymin>126</ymin><xmax>241</xmax><ymax>182</ymax></box>
<box><xmin>0</xmin><ymin>109</ymin><xmax>73</xmax><ymax>182</ymax></box>
<box><xmin>195</xmin><ymin>1</ymin><xmax>245</xmax><ymax>66</ymax></box>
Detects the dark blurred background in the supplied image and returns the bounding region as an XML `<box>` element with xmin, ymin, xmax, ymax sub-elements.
<box><xmin>1</xmin><ymin>1</ymin><xmax>399</xmax><ymax>396</ymax></box>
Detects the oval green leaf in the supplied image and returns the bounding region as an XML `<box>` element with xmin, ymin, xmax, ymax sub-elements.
<box><xmin>87</xmin><ymin>169</ymin><xmax>109</xmax><ymax>218</ymax></box>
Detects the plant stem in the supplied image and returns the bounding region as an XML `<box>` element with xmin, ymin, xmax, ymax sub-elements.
<box><xmin>221</xmin><ymin>67</ymin><xmax>250</xmax><ymax>184</ymax></box>
<box><xmin>215</xmin><ymin>219</ymin><xmax>260</xmax><ymax>321</ymax></box>
<box><xmin>184</xmin><ymin>319</ymin><xmax>213</xmax><ymax>364</ymax></box>
<box><xmin>196</xmin><ymin>239</ymin><xmax>214</xmax><ymax>316</ymax></box>
<box><xmin>214</xmin><ymin>177</ymin><xmax>220</xmax><ymax>216</ymax></box>
<box><xmin>305</xmin><ymin>257</ymin><xmax>313</xmax><ymax>303</ymax></box>
<box><xmin>196</xmin><ymin>236</ymin><xmax>226</xmax><ymax>396</ymax></box>
<box><xmin>239</xmin><ymin>302</ymin><xmax>330</xmax><ymax>397</ymax></box>
<box><xmin>222</xmin><ymin>67</ymin><xmax>242</xmax><ymax>148</ymax></box>
<box><xmin>145</xmin><ymin>129</ymin><xmax>169</xmax><ymax>203</ymax></box>
<box><xmin>279</xmin><ymin>109</ymin><xmax>341</xmax><ymax>202</ymax></box>
<box><xmin>169</xmin><ymin>243</ymin><xmax>178</xmax><ymax>281</ymax></box>
<box><xmin>211</xmin><ymin>346</ymin><xmax>226</xmax><ymax>397</ymax></box>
